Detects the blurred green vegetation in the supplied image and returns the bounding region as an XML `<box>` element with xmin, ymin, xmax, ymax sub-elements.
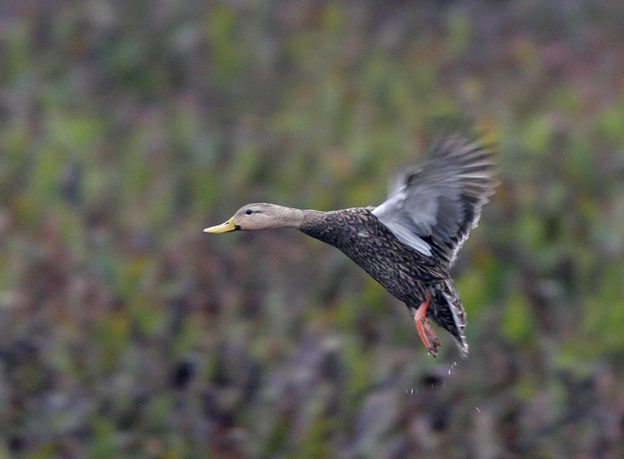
<box><xmin>1</xmin><ymin>1</ymin><xmax>624</xmax><ymax>458</ymax></box>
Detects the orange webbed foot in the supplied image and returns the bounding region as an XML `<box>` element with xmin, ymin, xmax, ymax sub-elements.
<box><xmin>414</xmin><ymin>292</ymin><xmax>440</xmax><ymax>357</ymax></box>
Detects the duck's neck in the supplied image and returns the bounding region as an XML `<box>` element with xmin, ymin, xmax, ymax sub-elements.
<box><xmin>299</xmin><ymin>209</ymin><xmax>325</xmax><ymax>227</ymax></box>
<box><xmin>268</xmin><ymin>205</ymin><xmax>308</xmax><ymax>228</ymax></box>
<box><xmin>299</xmin><ymin>210</ymin><xmax>339</xmax><ymax>242</ymax></box>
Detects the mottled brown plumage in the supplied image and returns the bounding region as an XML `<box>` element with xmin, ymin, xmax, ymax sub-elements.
<box><xmin>205</xmin><ymin>121</ymin><xmax>497</xmax><ymax>357</ymax></box>
<box><xmin>300</xmin><ymin>208</ymin><xmax>468</xmax><ymax>356</ymax></box>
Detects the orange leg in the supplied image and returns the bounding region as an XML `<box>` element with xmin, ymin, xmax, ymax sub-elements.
<box><xmin>414</xmin><ymin>291</ymin><xmax>440</xmax><ymax>357</ymax></box>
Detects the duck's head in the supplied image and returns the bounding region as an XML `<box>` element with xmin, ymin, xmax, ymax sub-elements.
<box><xmin>204</xmin><ymin>203</ymin><xmax>305</xmax><ymax>233</ymax></box>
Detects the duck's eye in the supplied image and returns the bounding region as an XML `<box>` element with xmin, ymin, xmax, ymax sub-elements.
<box><xmin>245</xmin><ymin>209</ymin><xmax>254</xmax><ymax>215</ymax></box>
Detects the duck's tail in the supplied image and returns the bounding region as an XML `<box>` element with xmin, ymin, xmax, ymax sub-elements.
<box><xmin>429</xmin><ymin>280</ymin><xmax>469</xmax><ymax>358</ymax></box>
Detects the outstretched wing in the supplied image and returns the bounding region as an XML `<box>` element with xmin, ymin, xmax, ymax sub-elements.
<box><xmin>373</xmin><ymin>120</ymin><xmax>498</xmax><ymax>267</ymax></box>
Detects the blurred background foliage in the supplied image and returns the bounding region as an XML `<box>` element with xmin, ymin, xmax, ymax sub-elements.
<box><xmin>1</xmin><ymin>1</ymin><xmax>624</xmax><ymax>458</ymax></box>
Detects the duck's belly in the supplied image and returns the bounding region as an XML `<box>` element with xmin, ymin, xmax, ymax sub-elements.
<box><xmin>336</xmin><ymin>233</ymin><xmax>436</xmax><ymax>304</ymax></box>
<box><xmin>301</xmin><ymin>208</ymin><xmax>445</xmax><ymax>306</ymax></box>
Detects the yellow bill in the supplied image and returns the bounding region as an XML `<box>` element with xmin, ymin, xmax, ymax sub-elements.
<box><xmin>203</xmin><ymin>218</ymin><xmax>237</xmax><ymax>233</ymax></box>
